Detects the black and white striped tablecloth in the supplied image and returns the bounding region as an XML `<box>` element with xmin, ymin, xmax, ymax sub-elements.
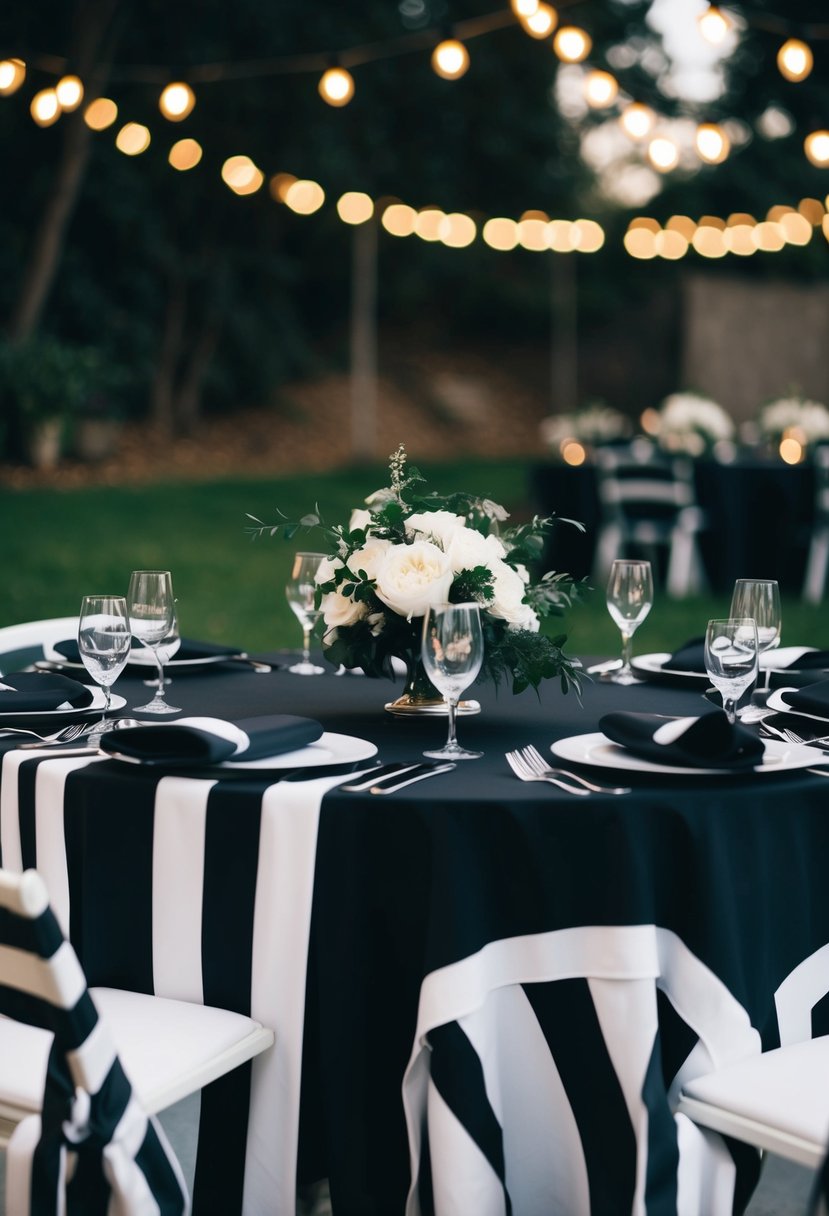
<box><xmin>0</xmin><ymin>742</ymin><xmax>344</xmax><ymax>1216</ymax></box>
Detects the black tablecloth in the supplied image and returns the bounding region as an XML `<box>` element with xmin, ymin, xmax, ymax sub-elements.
<box><xmin>3</xmin><ymin>657</ymin><xmax>829</xmax><ymax>1215</ymax></box>
<box><xmin>530</xmin><ymin>460</ymin><xmax>814</xmax><ymax>591</ymax></box>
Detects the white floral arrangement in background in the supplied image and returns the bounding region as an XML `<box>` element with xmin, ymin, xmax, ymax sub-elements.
<box><xmin>757</xmin><ymin>396</ymin><xmax>829</xmax><ymax>445</ymax></box>
<box><xmin>540</xmin><ymin>403</ymin><xmax>631</xmax><ymax>453</ymax></box>
<box><xmin>653</xmin><ymin>391</ymin><xmax>735</xmax><ymax>456</ymax></box>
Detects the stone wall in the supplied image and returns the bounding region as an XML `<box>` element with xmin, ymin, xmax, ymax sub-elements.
<box><xmin>681</xmin><ymin>272</ymin><xmax>829</xmax><ymax>423</ymax></box>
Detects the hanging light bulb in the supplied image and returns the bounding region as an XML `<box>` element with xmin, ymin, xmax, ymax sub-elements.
<box><xmin>159</xmin><ymin>81</ymin><xmax>195</xmax><ymax>121</ymax></box>
<box><xmin>804</xmin><ymin>130</ymin><xmax>829</xmax><ymax>168</ymax></box>
<box><xmin>84</xmin><ymin>97</ymin><xmax>118</xmax><ymax>130</ymax></box>
<box><xmin>522</xmin><ymin>3</ymin><xmax>557</xmax><ymax>39</ymax></box>
<box><xmin>695</xmin><ymin>123</ymin><xmax>730</xmax><ymax>164</ymax></box>
<box><xmin>648</xmin><ymin>136</ymin><xmax>679</xmax><ymax>172</ymax></box>
<box><xmin>432</xmin><ymin>38</ymin><xmax>470</xmax><ymax>80</ymax></box>
<box><xmin>697</xmin><ymin>6</ymin><xmax>731</xmax><ymax>45</ymax></box>
<box><xmin>584</xmin><ymin>70</ymin><xmax>618</xmax><ymax>108</ymax></box>
<box><xmin>553</xmin><ymin>26</ymin><xmax>592</xmax><ymax>63</ymax></box>
<box><xmin>318</xmin><ymin>65</ymin><xmax>355</xmax><ymax>107</ymax></box>
<box><xmin>55</xmin><ymin>75</ymin><xmax>83</xmax><ymax>110</ymax></box>
<box><xmin>777</xmin><ymin>39</ymin><xmax>813</xmax><ymax>83</ymax></box>
<box><xmin>510</xmin><ymin>0</ymin><xmax>539</xmax><ymax>17</ymax></box>
<box><xmin>620</xmin><ymin>102</ymin><xmax>655</xmax><ymax>141</ymax></box>
<box><xmin>0</xmin><ymin>58</ymin><xmax>25</xmax><ymax>96</ymax></box>
<box><xmin>30</xmin><ymin>89</ymin><xmax>60</xmax><ymax>127</ymax></box>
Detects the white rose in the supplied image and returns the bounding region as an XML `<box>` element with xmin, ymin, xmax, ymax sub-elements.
<box><xmin>488</xmin><ymin>560</ymin><xmax>539</xmax><ymax>632</ymax></box>
<box><xmin>374</xmin><ymin>541</ymin><xmax>453</xmax><ymax>620</ymax></box>
<box><xmin>446</xmin><ymin>526</ymin><xmax>506</xmax><ymax>573</ymax></box>
<box><xmin>349</xmin><ymin>508</ymin><xmax>373</xmax><ymax>532</ymax></box>
<box><xmin>320</xmin><ymin>589</ymin><xmax>367</xmax><ymax>630</ymax></box>
<box><xmin>315</xmin><ymin>555</ymin><xmax>343</xmax><ymax>585</ymax></box>
<box><xmin>404</xmin><ymin>510</ymin><xmax>465</xmax><ymax>550</ymax></box>
<box><xmin>346</xmin><ymin>536</ymin><xmax>392</xmax><ymax>581</ymax></box>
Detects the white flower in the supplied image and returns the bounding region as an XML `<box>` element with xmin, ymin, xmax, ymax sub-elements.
<box><xmin>658</xmin><ymin>393</ymin><xmax>734</xmax><ymax>445</ymax></box>
<box><xmin>349</xmin><ymin>508</ymin><xmax>373</xmax><ymax>532</ymax></box>
<box><xmin>541</xmin><ymin>405</ymin><xmax>630</xmax><ymax>447</ymax></box>
<box><xmin>487</xmin><ymin>559</ymin><xmax>539</xmax><ymax>631</ymax></box>
<box><xmin>446</xmin><ymin>526</ymin><xmax>506</xmax><ymax>573</ymax></box>
<box><xmin>759</xmin><ymin>397</ymin><xmax>829</xmax><ymax>442</ymax></box>
<box><xmin>404</xmin><ymin>510</ymin><xmax>466</xmax><ymax>550</ymax></box>
<box><xmin>479</xmin><ymin>499</ymin><xmax>510</xmax><ymax>523</ymax></box>
<box><xmin>314</xmin><ymin>555</ymin><xmax>344</xmax><ymax>585</ymax></box>
<box><xmin>374</xmin><ymin>540</ymin><xmax>453</xmax><ymax>620</ymax></box>
<box><xmin>320</xmin><ymin>589</ymin><xmax>368</xmax><ymax>629</ymax></box>
<box><xmin>346</xmin><ymin>536</ymin><xmax>392</xmax><ymax>581</ymax></box>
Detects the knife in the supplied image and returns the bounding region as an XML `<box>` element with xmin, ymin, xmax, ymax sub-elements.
<box><xmin>369</xmin><ymin>763</ymin><xmax>456</xmax><ymax>794</ymax></box>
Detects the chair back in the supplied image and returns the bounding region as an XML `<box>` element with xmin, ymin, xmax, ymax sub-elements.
<box><xmin>0</xmin><ymin>868</ymin><xmax>188</xmax><ymax>1215</ymax></box>
<box><xmin>595</xmin><ymin>439</ymin><xmax>696</xmax><ymax>523</ymax></box>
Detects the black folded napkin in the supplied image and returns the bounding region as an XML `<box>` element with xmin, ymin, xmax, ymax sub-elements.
<box><xmin>599</xmin><ymin>710</ymin><xmax>765</xmax><ymax>770</ymax></box>
<box><xmin>54</xmin><ymin>637</ymin><xmax>243</xmax><ymax>664</ymax></box>
<box><xmin>98</xmin><ymin>714</ymin><xmax>323</xmax><ymax>766</ymax></box>
<box><xmin>0</xmin><ymin>671</ymin><xmax>95</xmax><ymax>714</ymax></box>
<box><xmin>772</xmin><ymin>680</ymin><xmax>829</xmax><ymax>720</ymax></box>
<box><xmin>664</xmin><ymin>638</ymin><xmax>829</xmax><ymax>675</ymax></box>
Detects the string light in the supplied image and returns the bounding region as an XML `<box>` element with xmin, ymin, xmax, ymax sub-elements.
<box><xmin>159</xmin><ymin>81</ymin><xmax>195</xmax><ymax>121</ymax></box>
<box><xmin>115</xmin><ymin>122</ymin><xmax>151</xmax><ymax>155</ymax></box>
<box><xmin>553</xmin><ymin>26</ymin><xmax>592</xmax><ymax>63</ymax></box>
<box><xmin>169</xmin><ymin>138</ymin><xmax>202</xmax><ymax>171</ymax></box>
<box><xmin>55</xmin><ymin>75</ymin><xmax>83</xmax><ymax>110</ymax></box>
<box><xmin>381</xmin><ymin>203</ymin><xmax>418</xmax><ymax>237</ymax></box>
<box><xmin>695</xmin><ymin>122</ymin><xmax>730</xmax><ymax>164</ymax></box>
<box><xmin>0</xmin><ymin>58</ymin><xmax>25</xmax><ymax>96</ymax></box>
<box><xmin>776</xmin><ymin>39</ymin><xmax>813</xmax><ymax>83</ymax></box>
<box><xmin>521</xmin><ymin>3</ymin><xmax>557</xmax><ymax>39</ymax></box>
<box><xmin>620</xmin><ymin>102</ymin><xmax>655</xmax><ymax>141</ymax></box>
<box><xmin>647</xmin><ymin>136</ymin><xmax>679</xmax><ymax>172</ymax></box>
<box><xmin>83</xmin><ymin>97</ymin><xmax>118</xmax><ymax>130</ymax></box>
<box><xmin>30</xmin><ymin>89</ymin><xmax>60</xmax><ymax>127</ymax></box>
<box><xmin>697</xmin><ymin>6</ymin><xmax>732</xmax><ymax>45</ymax></box>
<box><xmin>584</xmin><ymin>69</ymin><xmax>618</xmax><ymax>108</ymax></box>
<box><xmin>337</xmin><ymin>191</ymin><xmax>374</xmax><ymax>224</ymax></box>
<box><xmin>222</xmin><ymin>155</ymin><xmax>264</xmax><ymax>194</ymax></box>
<box><xmin>804</xmin><ymin>131</ymin><xmax>829</xmax><ymax>168</ymax></box>
<box><xmin>510</xmin><ymin>0</ymin><xmax>539</xmax><ymax>17</ymax></box>
<box><xmin>431</xmin><ymin>39</ymin><xmax>470</xmax><ymax>81</ymax></box>
<box><xmin>318</xmin><ymin>66</ymin><xmax>355</xmax><ymax>107</ymax></box>
<box><xmin>284</xmin><ymin>179</ymin><xmax>325</xmax><ymax>213</ymax></box>
<box><xmin>269</xmin><ymin>172</ymin><xmax>297</xmax><ymax>202</ymax></box>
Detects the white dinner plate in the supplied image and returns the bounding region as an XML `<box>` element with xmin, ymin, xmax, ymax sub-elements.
<box><xmin>43</xmin><ymin>641</ymin><xmax>244</xmax><ymax>671</ymax></box>
<box><xmin>629</xmin><ymin>653</ymin><xmax>710</xmax><ymax>683</ymax></box>
<box><xmin>210</xmin><ymin>732</ymin><xmax>376</xmax><ymax>772</ymax></box>
<box><xmin>766</xmin><ymin>688</ymin><xmax>829</xmax><ymax>726</ymax></box>
<box><xmin>551</xmin><ymin>732</ymin><xmax>819</xmax><ymax>777</ymax></box>
<box><xmin>0</xmin><ymin>690</ymin><xmax>126</xmax><ymax>726</ymax></box>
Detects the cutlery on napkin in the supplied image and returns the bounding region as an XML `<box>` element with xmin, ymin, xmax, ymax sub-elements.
<box><xmin>0</xmin><ymin>671</ymin><xmax>95</xmax><ymax>713</ymax></box>
<box><xmin>98</xmin><ymin>714</ymin><xmax>323</xmax><ymax>767</ymax></box>
<box><xmin>599</xmin><ymin>709</ymin><xmax>765</xmax><ymax>770</ymax></box>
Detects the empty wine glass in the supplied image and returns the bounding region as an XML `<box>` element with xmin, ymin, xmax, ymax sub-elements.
<box><xmin>127</xmin><ymin>570</ymin><xmax>180</xmax><ymax>713</ymax></box>
<box><xmin>78</xmin><ymin>595</ymin><xmax>132</xmax><ymax>739</ymax></box>
<box><xmin>286</xmin><ymin>552</ymin><xmax>326</xmax><ymax>675</ymax></box>
<box><xmin>604</xmin><ymin>559</ymin><xmax>654</xmax><ymax>684</ymax></box>
<box><xmin>729</xmin><ymin>579</ymin><xmax>781</xmax><ymax>720</ymax></box>
<box><xmin>421</xmin><ymin>602</ymin><xmax>484</xmax><ymax>760</ymax></box>
<box><xmin>704</xmin><ymin>617</ymin><xmax>759</xmax><ymax>725</ymax></box>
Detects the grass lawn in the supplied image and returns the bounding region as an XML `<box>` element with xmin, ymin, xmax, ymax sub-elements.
<box><xmin>4</xmin><ymin>457</ymin><xmax>828</xmax><ymax>659</ymax></box>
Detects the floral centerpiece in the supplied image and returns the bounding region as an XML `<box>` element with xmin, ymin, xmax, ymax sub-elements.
<box><xmin>652</xmin><ymin>391</ymin><xmax>735</xmax><ymax>456</ymax></box>
<box><xmin>540</xmin><ymin>403</ymin><xmax>631</xmax><ymax>458</ymax></box>
<box><xmin>248</xmin><ymin>446</ymin><xmax>584</xmax><ymax>703</ymax></box>
<box><xmin>757</xmin><ymin>396</ymin><xmax>829</xmax><ymax>448</ymax></box>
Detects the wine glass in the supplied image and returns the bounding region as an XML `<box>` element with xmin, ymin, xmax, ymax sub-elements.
<box><xmin>704</xmin><ymin>617</ymin><xmax>759</xmax><ymax>725</ymax></box>
<box><xmin>603</xmin><ymin>559</ymin><xmax>654</xmax><ymax>685</ymax></box>
<box><xmin>127</xmin><ymin>570</ymin><xmax>181</xmax><ymax>713</ymax></box>
<box><xmin>77</xmin><ymin>595</ymin><xmax>132</xmax><ymax>739</ymax></box>
<box><xmin>729</xmin><ymin>579</ymin><xmax>781</xmax><ymax>720</ymax></box>
<box><xmin>421</xmin><ymin>602</ymin><xmax>484</xmax><ymax>760</ymax></box>
<box><xmin>286</xmin><ymin>552</ymin><xmax>326</xmax><ymax>675</ymax></box>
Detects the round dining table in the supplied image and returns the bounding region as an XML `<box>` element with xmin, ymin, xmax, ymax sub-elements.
<box><xmin>2</xmin><ymin>648</ymin><xmax>829</xmax><ymax>1216</ymax></box>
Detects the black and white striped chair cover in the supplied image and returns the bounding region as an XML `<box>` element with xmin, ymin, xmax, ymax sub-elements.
<box><xmin>0</xmin><ymin>868</ymin><xmax>189</xmax><ymax>1215</ymax></box>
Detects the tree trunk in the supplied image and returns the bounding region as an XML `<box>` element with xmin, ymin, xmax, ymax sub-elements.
<box><xmin>7</xmin><ymin>0</ymin><xmax>120</xmax><ymax>343</ymax></box>
<box><xmin>149</xmin><ymin>274</ymin><xmax>187</xmax><ymax>435</ymax></box>
<box><xmin>174</xmin><ymin>317</ymin><xmax>220</xmax><ymax>435</ymax></box>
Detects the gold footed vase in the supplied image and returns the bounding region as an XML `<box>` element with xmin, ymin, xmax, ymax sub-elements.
<box><xmin>384</xmin><ymin>659</ymin><xmax>481</xmax><ymax>717</ymax></box>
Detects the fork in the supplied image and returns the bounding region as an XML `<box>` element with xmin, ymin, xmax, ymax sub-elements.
<box><xmin>774</xmin><ymin>726</ymin><xmax>829</xmax><ymax>750</ymax></box>
<box><xmin>509</xmin><ymin>745</ymin><xmax>632</xmax><ymax>795</ymax></box>
<box><xmin>0</xmin><ymin>721</ymin><xmax>91</xmax><ymax>745</ymax></box>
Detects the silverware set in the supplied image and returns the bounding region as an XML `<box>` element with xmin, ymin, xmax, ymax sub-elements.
<box><xmin>506</xmin><ymin>745</ymin><xmax>631</xmax><ymax>795</ymax></box>
<box><xmin>340</xmin><ymin>762</ymin><xmax>456</xmax><ymax>794</ymax></box>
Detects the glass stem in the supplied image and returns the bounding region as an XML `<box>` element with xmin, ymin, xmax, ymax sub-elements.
<box><xmin>445</xmin><ymin>698</ymin><xmax>458</xmax><ymax>750</ymax></box>
<box><xmin>102</xmin><ymin>684</ymin><xmax>112</xmax><ymax>721</ymax></box>
<box><xmin>155</xmin><ymin>652</ymin><xmax>165</xmax><ymax>699</ymax></box>
<box><xmin>723</xmin><ymin>697</ymin><xmax>737</xmax><ymax>725</ymax></box>
<box><xmin>620</xmin><ymin>631</ymin><xmax>633</xmax><ymax>673</ymax></box>
<box><xmin>302</xmin><ymin>627</ymin><xmax>312</xmax><ymax>664</ymax></box>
